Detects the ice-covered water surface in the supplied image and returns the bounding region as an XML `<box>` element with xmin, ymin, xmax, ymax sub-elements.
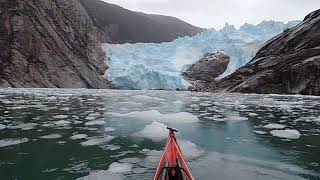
<box><xmin>102</xmin><ymin>21</ymin><xmax>300</xmax><ymax>90</ymax></box>
<box><xmin>0</xmin><ymin>88</ymin><xmax>319</xmax><ymax>180</ymax></box>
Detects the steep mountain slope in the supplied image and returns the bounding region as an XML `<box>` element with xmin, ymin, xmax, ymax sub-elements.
<box><xmin>0</xmin><ymin>0</ymin><xmax>111</xmax><ymax>88</ymax></box>
<box><xmin>212</xmin><ymin>9</ymin><xmax>320</xmax><ymax>96</ymax></box>
<box><xmin>79</xmin><ymin>0</ymin><xmax>202</xmax><ymax>43</ymax></box>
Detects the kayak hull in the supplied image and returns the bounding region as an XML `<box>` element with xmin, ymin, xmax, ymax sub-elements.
<box><xmin>153</xmin><ymin>128</ymin><xmax>194</xmax><ymax>180</ymax></box>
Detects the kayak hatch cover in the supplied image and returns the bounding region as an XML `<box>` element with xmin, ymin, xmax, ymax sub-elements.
<box><xmin>153</xmin><ymin>127</ymin><xmax>195</xmax><ymax>180</ymax></box>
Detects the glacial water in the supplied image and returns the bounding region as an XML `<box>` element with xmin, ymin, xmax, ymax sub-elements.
<box><xmin>0</xmin><ymin>89</ymin><xmax>319</xmax><ymax>180</ymax></box>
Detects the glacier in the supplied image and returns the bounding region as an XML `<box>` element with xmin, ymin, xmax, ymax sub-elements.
<box><xmin>102</xmin><ymin>20</ymin><xmax>300</xmax><ymax>90</ymax></box>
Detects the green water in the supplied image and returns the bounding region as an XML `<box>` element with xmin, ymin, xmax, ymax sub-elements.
<box><xmin>0</xmin><ymin>89</ymin><xmax>319</xmax><ymax>180</ymax></box>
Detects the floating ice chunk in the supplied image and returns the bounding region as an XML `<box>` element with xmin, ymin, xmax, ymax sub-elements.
<box><xmin>81</xmin><ymin>136</ymin><xmax>114</xmax><ymax>146</ymax></box>
<box><xmin>70</xmin><ymin>134</ymin><xmax>88</xmax><ymax>140</ymax></box>
<box><xmin>263</xmin><ymin>123</ymin><xmax>285</xmax><ymax>129</ymax></box>
<box><xmin>200</xmin><ymin>103</ymin><xmax>211</xmax><ymax>107</ymax></box>
<box><xmin>191</xmin><ymin>97</ymin><xmax>200</xmax><ymax>101</ymax></box>
<box><xmin>103</xmin><ymin>144</ymin><xmax>121</xmax><ymax>151</ymax></box>
<box><xmin>77</xmin><ymin>170</ymin><xmax>123</xmax><ymax>180</ymax></box>
<box><xmin>0</xmin><ymin>138</ymin><xmax>29</xmax><ymax>148</ymax></box>
<box><xmin>179</xmin><ymin>140</ymin><xmax>204</xmax><ymax>159</ymax></box>
<box><xmin>60</xmin><ymin>107</ymin><xmax>70</xmax><ymax>111</ymax></box>
<box><xmin>53</xmin><ymin>115</ymin><xmax>68</xmax><ymax>119</ymax></box>
<box><xmin>119</xmin><ymin>157</ymin><xmax>141</xmax><ymax>164</ymax></box>
<box><xmin>10</xmin><ymin>123</ymin><xmax>38</xmax><ymax>130</ymax></box>
<box><xmin>85</xmin><ymin>116</ymin><xmax>96</xmax><ymax>121</ymax></box>
<box><xmin>134</xmin><ymin>121</ymin><xmax>167</xmax><ymax>142</ymax></box>
<box><xmin>105</xmin><ymin>127</ymin><xmax>115</xmax><ymax>132</ymax></box>
<box><xmin>85</xmin><ymin>120</ymin><xmax>106</xmax><ymax>126</ymax></box>
<box><xmin>190</xmin><ymin>104</ymin><xmax>199</xmax><ymax>108</ymax></box>
<box><xmin>254</xmin><ymin>130</ymin><xmax>267</xmax><ymax>135</ymax></box>
<box><xmin>0</xmin><ymin>124</ymin><xmax>6</xmax><ymax>130</ymax></box>
<box><xmin>119</xmin><ymin>101</ymin><xmax>143</xmax><ymax>106</ymax></box>
<box><xmin>248</xmin><ymin>113</ymin><xmax>258</xmax><ymax>117</ymax></box>
<box><xmin>54</xmin><ymin>120</ymin><xmax>71</xmax><ymax>126</ymax></box>
<box><xmin>224</xmin><ymin>111</ymin><xmax>248</xmax><ymax>122</ymax></box>
<box><xmin>40</xmin><ymin>134</ymin><xmax>62</xmax><ymax>139</ymax></box>
<box><xmin>270</xmin><ymin>129</ymin><xmax>301</xmax><ymax>139</ymax></box>
<box><xmin>108</xmin><ymin>162</ymin><xmax>132</xmax><ymax>173</ymax></box>
<box><xmin>113</xmin><ymin>110</ymin><xmax>199</xmax><ymax>123</ymax></box>
<box><xmin>144</xmin><ymin>150</ymin><xmax>162</xmax><ymax>163</ymax></box>
<box><xmin>132</xmin><ymin>95</ymin><xmax>165</xmax><ymax>101</ymax></box>
<box><xmin>173</xmin><ymin>100</ymin><xmax>184</xmax><ymax>106</ymax></box>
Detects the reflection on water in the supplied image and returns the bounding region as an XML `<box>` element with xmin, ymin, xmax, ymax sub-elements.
<box><xmin>0</xmin><ymin>89</ymin><xmax>319</xmax><ymax>180</ymax></box>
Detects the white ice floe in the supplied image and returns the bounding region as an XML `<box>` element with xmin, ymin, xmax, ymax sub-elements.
<box><xmin>85</xmin><ymin>120</ymin><xmax>106</xmax><ymax>126</ymax></box>
<box><xmin>133</xmin><ymin>121</ymin><xmax>167</xmax><ymax>142</ymax></box>
<box><xmin>270</xmin><ymin>129</ymin><xmax>301</xmax><ymax>139</ymax></box>
<box><xmin>263</xmin><ymin>123</ymin><xmax>285</xmax><ymax>129</ymax></box>
<box><xmin>77</xmin><ymin>170</ymin><xmax>123</xmax><ymax>180</ymax></box>
<box><xmin>52</xmin><ymin>115</ymin><xmax>68</xmax><ymax>119</ymax></box>
<box><xmin>108</xmin><ymin>162</ymin><xmax>132</xmax><ymax>173</ymax></box>
<box><xmin>0</xmin><ymin>124</ymin><xmax>6</xmax><ymax>130</ymax></box>
<box><xmin>199</xmin><ymin>103</ymin><xmax>211</xmax><ymax>107</ymax></box>
<box><xmin>132</xmin><ymin>95</ymin><xmax>165</xmax><ymax>101</ymax></box>
<box><xmin>113</xmin><ymin>110</ymin><xmax>199</xmax><ymax>123</ymax></box>
<box><xmin>60</xmin><ymin>107</ymin><xmax>70</xmax><ymax>111</ymax></box>
<box><xmin>9</xmin><ymin>123</ymin><xmax>38</xmax><ymax>130</ymax></box>
<box><xmin>0</xmin><ymin>138</ymin><xmax>29</xmax><ymax>148</ymax></box>
<box><xmin>80</xmin><ymin>136</ymin><xmax>114</xmax><ymax>146</ymax></box>
<box><xmin>103</xmin><ymin>144</ymin><xmax>121</xmax><ymax>151</ymax></box>
<box><xmin>105</xmin><ymin>127</ymin><xmax>115</xmax><ymax>132</ymax></box>
<box><xmin>40</xmin><ymin>134</ymin><xmax>62</xmax><ymax>139</ymax></box>
<box><xmin>248</xmin><ymin>113</ymin><xmax>258</xmax><ymax>117</ymax></box>
<box><xmin>179</xmin><ymin>140</ymin><xmax>204</xmax><ymax>159</ymax></box>
<box><xmin>54</xmin><ymin>120</ymin><xmax>71</xmax><ymax>126</ymax></box>
<box><xmin>70</xmin><ymin>134</ymin><xmax>88</xmax><ymax>140</ymax></box>
<box><xmin>173</xmin><ymin>100</ymin><xmax>184</xmax><ymax>105</ymax></box>
<box><xmin>190</xmin><ymin>104</ymin><xmax>199</xmax><ymax>108</ymax></box>
<box><xmin>254</xmin><ymin>130</ymin><xmax>267</xmax><ymax>135</ymax></box>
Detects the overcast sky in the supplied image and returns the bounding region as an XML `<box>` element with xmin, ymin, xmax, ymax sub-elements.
<box><xmin>102</xmin><ymin>0</ymin><xmax>320</xmax><ymax>29</ymax></box>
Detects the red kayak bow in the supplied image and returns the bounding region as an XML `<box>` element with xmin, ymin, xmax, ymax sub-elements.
<box><xmin>153</xmin><ymin>127</ymin><xmax>195</xmax><ymax>180</ymax></box>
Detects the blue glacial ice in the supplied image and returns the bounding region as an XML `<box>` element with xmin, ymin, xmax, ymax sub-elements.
<box><xmin>102</xmin><ymin>21</ymin><xmax>300</xmax><ymax>90</ymax></box>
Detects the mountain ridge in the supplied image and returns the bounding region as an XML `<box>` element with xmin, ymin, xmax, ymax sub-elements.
<box><xmin>209</xmin><ymin>9</ymin><xmax>320</xmax><ymax>96</ymax></box>
<box><xmin>79</xmin><ymin>0</ymin><xmax>202</xmax><ymax>43</ymax></box>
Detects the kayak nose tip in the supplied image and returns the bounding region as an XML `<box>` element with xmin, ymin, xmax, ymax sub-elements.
<box><xmin>167</xmin><ymin>126</ymin><xmax>178</xmax><ymax>132</ymax></box>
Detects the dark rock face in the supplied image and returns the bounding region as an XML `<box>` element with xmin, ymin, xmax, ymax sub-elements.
<box><xmin>0</xmin><ymin>0</ymin><xmax>111</xmax><ymax>88</ymax></box>
<box><xmin>79</xmin><ymin>0</ymin><xmax>202</xmax><ymax>43</ymax></box>
<box><xmin>212</xmin><ymin>9</ymin><xmax>320</xmax><ymax>96</ymax></box>
<box><xmin>183</xmin><ymin>52</ymin><xmax>230</xmax><ymax>91</ymax></box>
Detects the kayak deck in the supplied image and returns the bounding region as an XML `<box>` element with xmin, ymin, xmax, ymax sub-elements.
<box><xmin>153</xmin><ymin>127</ymin><xmax>194</xmax><ymax>180</ymax></box>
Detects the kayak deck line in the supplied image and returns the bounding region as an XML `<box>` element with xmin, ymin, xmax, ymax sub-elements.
<box><xmin>153</xmin><ymin>127</ymin><xmax>195</xmax><ymax>180</ymax></box>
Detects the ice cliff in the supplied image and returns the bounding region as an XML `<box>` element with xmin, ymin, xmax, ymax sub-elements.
<box><xmin>102</xmin><ymin>20</ymin><xmax>300</xmax><ymax>90</ymax></box>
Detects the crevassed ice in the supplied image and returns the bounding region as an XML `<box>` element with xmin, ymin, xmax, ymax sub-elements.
<box><xmin>102</xmin><ymin>21</ymin><xmax>299</xmax><ymax>90</ymax></box>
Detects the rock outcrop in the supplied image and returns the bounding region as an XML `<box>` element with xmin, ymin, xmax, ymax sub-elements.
<box><xmin>211</xmin><ymin>9</ymin><xmax>320</xmax><ymax>96</ymax></box>
<box><xmin>183</xmin><ymin>52</ymin><xmax>230</xmax><ymax>91</ymax></box>
<box><xmin>0</xmin><ymin>0</ymin><xmax>111</xmax><ymax>88</ymax></box>
<box><xmin>79</xmin><ymin>0</ymin><xmax>202</xmax><ymax>43</ymax></box>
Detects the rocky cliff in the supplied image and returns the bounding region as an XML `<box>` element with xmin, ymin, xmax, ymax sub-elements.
<box><xmin>212</xmin><ymin>9</ymin><xmax>320</xmax><ymax>96</ymax></box>
<box><xmin>0</xmin><ymin>0</ymin><xmax>111</xmax><ymax>88</ymax></box>
<box><xmin>79</xmin><ymin>0</ymin><xmax>202</xmax><ymax>43</ymax></box>
<box><xmin>183</xmin><ymin>52</ymin><xmax>230</xmax><ymax>91</ymax></box>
